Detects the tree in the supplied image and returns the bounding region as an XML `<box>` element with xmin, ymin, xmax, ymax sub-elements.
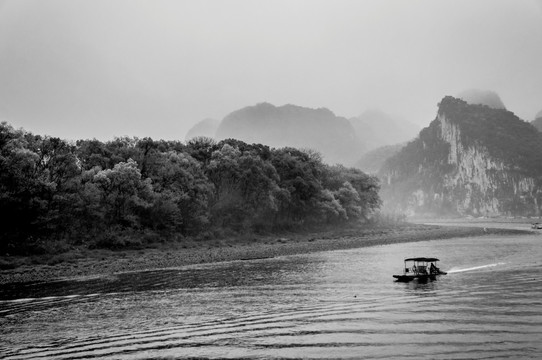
<box><xmin>90</xmin><ymin>159</ymin><xmax>153</xmax><ymax>228</ymax></box>
<box><xmin>271</xmin><ymin>148</ymin><xmax>324</xmax><ymax>225</ymax></box>
<box><xmin>185</xmin><ymin>136</ymin><xmax>218</xmax><ymax>166</ymax></box>
<box><xmin>147</xmin><ymin>151</ymin><xmax>213</xmax><ymax>235</ymax></box>
<box><xmin>0</xmin><ymin>124</ymin><xmax>56</xmax><ymax>252</ymax></box>
<box><xmin>206</xmin><ymin>144</ymin><xmax>245</xmax><ymax>229</ymax></box>
<box><xmin>76</xmin><ymin>138</ymin><xmax>113</xmax><ymax>170</ymax></box>
<box><xmin>323</xmin><ymin>165</ymin><xmax>381</xmax><ymax>220</ymax></box>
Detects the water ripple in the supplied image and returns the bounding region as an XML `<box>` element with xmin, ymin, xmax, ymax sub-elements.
<box><xmin>1</xmin><ymin>235</ymin><xmax>542</xmax><ymax>359</ymax></box>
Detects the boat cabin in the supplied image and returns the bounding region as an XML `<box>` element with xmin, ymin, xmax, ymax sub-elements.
<box><xmin>393</xmin><ymin>257</ymin><xmax>447</xmax><ymax>281</ymax></box>
<box><xmin>403</xmin><ymin>257</ymin><xmax>442</xmax><ymax>275</ymax></box>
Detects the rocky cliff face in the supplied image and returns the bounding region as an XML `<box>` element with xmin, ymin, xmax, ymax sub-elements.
<box><xmin>380</xmin><ymin>96</ymin><xmax>542</xmax><ymax>216</ymax></box>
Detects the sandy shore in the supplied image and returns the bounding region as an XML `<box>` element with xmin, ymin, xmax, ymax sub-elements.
<box><xmin>0</xmin><ymin>224</ymin><xmax>531</xmax><ymax>285</ymax></box>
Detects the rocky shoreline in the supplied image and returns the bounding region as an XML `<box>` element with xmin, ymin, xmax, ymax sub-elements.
<box><xmin>0</xmin><ymin>224</ymin><xmax>531</xmax><ymax>285</ymax></box>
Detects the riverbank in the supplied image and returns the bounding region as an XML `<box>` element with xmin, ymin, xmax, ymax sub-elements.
<box><xmin>0</xmin><ymin>224</ymin><xmax>532</xmax><ymax>284</ymax></box>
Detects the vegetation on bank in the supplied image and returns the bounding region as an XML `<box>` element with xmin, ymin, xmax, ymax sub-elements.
<box><xmin>0</xmin><ymin>122</ymin><xmax>381</xmax><ymax>256</ymax></box>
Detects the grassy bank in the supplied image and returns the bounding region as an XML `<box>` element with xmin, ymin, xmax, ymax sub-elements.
<box><xmin>0</xmin><ymin>223</ymin><xmax>531</xmax><ymax>284</ymax></box>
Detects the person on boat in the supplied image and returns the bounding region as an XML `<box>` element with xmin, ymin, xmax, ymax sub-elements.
<box><xmin>419</xmin><ymin>266</ymin><xmax>428</xmax><ymax>275</ymax></box>
<box><xmin>412</xmin><ymin>265</ymin><xmax>417</xmax><ymax>274</ymax></box>
<box><xmin>430</xmin><ymin>263</ymin><xmax>437</xmax><ymax>274</ymax></box>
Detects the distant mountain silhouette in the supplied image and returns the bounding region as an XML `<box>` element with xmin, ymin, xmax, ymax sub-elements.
<box><xmin>349</xmin><ymin>110</ymin><xmax>419</xmax><ymax>152</ymax></box>
<box><xmin>533</xmin><ymin>110</ymin><xmax>542</xmax><ymax>132</ymax></box>
<box><xmin>215</xmin><ymin>103</ymin><xmax>363</xmax><ymax>165</ymax></box>
<box><xmin>457</xmin><ymin>89</ymin><xmax>506</xmax><ymax>109</ymax></box>
<box><xmin>380</xmin><ymin>96</ymin><xmax>542</xmax><ymax>217</ymax></box>
<box><xmin>185</xmin><ymin>118</ymin><xmax>220</xmax><ymax>141</ymax></box>
<box><xmin>354</xmin><ymin>143</ymin><xmax>405</xmax><ymax>174</ymax></box>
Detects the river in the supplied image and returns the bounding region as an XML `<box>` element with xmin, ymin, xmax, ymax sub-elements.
<box><xmin>1</xmin><ymin>231</ymin><xmax>541</xmax><ymax>359</ymax></box>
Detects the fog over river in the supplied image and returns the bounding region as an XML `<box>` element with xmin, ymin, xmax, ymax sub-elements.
<box><xmin>1</xmin><ymin>226</ymin><xmax>541</xmax><ymax>359</ymax></box>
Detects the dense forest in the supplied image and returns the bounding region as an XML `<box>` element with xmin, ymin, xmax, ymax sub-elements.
<box><xmin>0</xmin><ymin>122</ymin><xmax>381</xmax><ymax>255</ymax></box>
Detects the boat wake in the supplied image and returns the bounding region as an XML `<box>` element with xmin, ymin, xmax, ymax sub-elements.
<box><xmin>447</xmin><ymin>263</ymin><xmax>505</xmax><ymax>273</ymax></box>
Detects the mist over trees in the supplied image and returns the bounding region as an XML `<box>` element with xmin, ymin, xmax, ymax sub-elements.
<box><xmin>0</xmin><ymin>122</ymin><xmax>381</xmax><ymax>255</ymax></box>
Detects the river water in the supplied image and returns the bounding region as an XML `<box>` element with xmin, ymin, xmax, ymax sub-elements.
<box><xmin>1</xmin><ymin>232</ymin><xmax>541</xmax><ymax>359</ymax></box>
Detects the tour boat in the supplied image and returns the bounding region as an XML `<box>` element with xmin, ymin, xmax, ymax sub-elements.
<box><xmin>393</xmin><ymin>257</ymin><xmax>447</xmax><ymax>282</ymax></box>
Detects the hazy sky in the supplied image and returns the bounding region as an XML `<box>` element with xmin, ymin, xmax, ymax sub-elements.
<box><xmin>0</xmin><ymin>0</ymin><xmax>541</xmax><ymax>141</ymax></box>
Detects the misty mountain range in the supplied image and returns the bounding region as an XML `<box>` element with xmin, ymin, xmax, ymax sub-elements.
<box><xmin>184</xmin><ymin>89</ymin><xmax>542</xmax><ymax>217</ymax></box>
<box><xmin>186</xmin><ymin>103</ymin><xmax>419</xmax><ymax>165</ymax></box>
<box><xmin>185</xmin><ymin>89</ymin><xmax>541</xmax><ymax>172</ymax></box>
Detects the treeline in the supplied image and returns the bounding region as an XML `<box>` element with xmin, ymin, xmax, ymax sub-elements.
<box><xmin>0</xmin><ymin>122</ymin><xmax>380</xmax><ymax>254</ymax></box>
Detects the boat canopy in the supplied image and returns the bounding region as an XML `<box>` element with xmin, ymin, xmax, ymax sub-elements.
<box><xmin>404</xmin><ymin>257</ymin><xmax>439</xmax><ymax>262</ymax></box>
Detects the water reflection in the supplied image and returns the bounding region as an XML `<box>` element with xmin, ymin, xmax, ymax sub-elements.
<box><xmin>402</xmin><ymin>279</ymin><xmax>440</xmax><ymax>294</ymax></box>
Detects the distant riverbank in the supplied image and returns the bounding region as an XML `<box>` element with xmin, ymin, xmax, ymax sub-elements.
<box><xmin>0</xmin><ymin>223</ymin><xmax>532</xmax><ymax>285</ymax></box>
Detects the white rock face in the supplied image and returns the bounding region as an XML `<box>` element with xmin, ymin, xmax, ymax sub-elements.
<box><xmin>381</xmin><ymin>97</ymin><xmax>542</xmax><ymax>217</ymax></box>
<box><xmin>436</xmin><ymin>113</ymin><xmax>539</xmax><ymax>216</ymax></box>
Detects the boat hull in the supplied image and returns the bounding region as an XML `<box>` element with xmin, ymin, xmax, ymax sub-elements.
<box><xmin>393</xmin><ymin>273</ymin><xmax>445</xmax><ymax>282</ymax></box>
